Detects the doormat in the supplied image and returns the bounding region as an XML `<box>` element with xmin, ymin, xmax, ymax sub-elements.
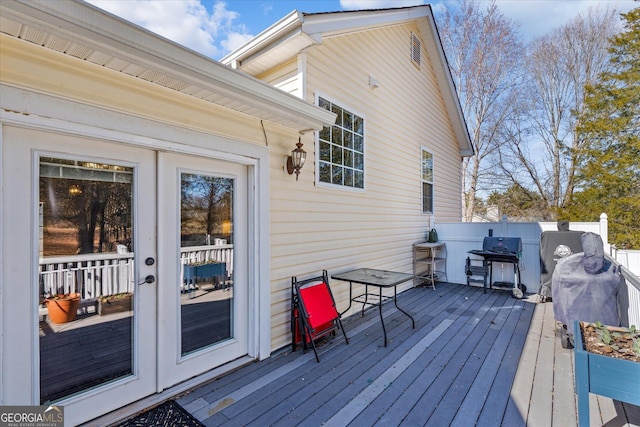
<box><xmin>118</xmin><ymin>400</ymin><xmax>204</xmax><ymax>427</ymax></box>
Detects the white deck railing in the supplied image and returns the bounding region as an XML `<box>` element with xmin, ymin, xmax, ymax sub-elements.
<box><xmin>40</xmin><ymin>253</ymin><xmax>135</xmax><ymax>300</ymax></box>
<box><xmin>39</xmin><ymin>244</ymin><xmax>234</xmax><ymax>300</ymax></box>
<box><xmin>611</xmin><ymin>248</ymin><xmax>640</xmax><ymax>277</ymax></box>
<box><xmin>179</xmin><ymin>244</ymin><xmax>234</xmax><ymax>281</ymax></box>
<box><xmin>618</xmin><ymin>265</ymin><xmax>640</xmax><ymax>328</ymax></box>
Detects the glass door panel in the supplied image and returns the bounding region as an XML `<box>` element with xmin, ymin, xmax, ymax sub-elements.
<box><xmin>157</xmin><ymin>152</ymin><xmax>247</xmax><ymax>389</ymax></box>
<box><xmin>2</xmin><ymin>126</ymin><xmax>156</xmax><ymax>425</ymax></box>
<box><xmin>38</xmin><ymin>156</ymin><xmax>135</xmax><ymax>403</ymax></box>
<box><xmin>180</xmin><ymin>173</ymin><xmax>234</xmax><ymax>355</ymax></box>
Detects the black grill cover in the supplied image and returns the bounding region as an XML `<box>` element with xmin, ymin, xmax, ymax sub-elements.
<box><xmin>539</xmin><ymin>231</ymin><xmax>584</xmax><ymax>297</ymax></box>
<box><xmin>551</xmin><ymin>233</ymin><xmax>621</xmax><ymax>335</ymax></box>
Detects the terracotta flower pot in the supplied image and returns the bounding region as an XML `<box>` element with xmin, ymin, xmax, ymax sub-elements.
<box><xmin>45</xmin><ymin>293</ymin><xmax>80</xmax><ymax>324</ymax></box>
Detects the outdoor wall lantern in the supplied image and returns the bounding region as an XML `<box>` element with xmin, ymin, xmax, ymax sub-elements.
<box><xmin>286</xmin><ymin>137</ymin><xmax>306</xmax><ymax>181</ymax></box>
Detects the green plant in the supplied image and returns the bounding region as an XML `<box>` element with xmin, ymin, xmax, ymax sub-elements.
<box><xmin>98</xmin><ymin>292</ymin><xmax>132</xmax><ymax>301</ymax></box>
<box><xmin>593</xmin><ymin>321</ymin><xmax>640</xmax><ymax>357</ymax></box>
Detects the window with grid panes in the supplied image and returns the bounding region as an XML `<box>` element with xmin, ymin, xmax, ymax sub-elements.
<box><xmin>318</xmin><ymin>97</ymin><xmax>364</xmax><ymax>189</ymax></box>
<box><xmin>421</xmin><ymin>149</ymin><xmax>434</xmax><ymax>213</ymax></box>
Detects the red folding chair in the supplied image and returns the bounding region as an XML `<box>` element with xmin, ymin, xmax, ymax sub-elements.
<box><xmin>291</xmin><ymin>270</ymin><xmax>348</xmax><ymax>362</ymax></box>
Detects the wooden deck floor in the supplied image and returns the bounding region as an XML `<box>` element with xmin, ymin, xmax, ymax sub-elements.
<box><xmin>173</xmin><ymin>282</ymin><xmax>640</xmax><ymax>427</ymax></box>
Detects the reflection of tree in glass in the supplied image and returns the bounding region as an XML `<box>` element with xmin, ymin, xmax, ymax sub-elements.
<box><xmin>40</xmin><ymin>178</ymin><xmax>132</xmax><ymax>255</ymax></box>
<box><xmin>181</xmin><ymin>174</ymin><xmax>233</xmax><ymax>246</ymax></box>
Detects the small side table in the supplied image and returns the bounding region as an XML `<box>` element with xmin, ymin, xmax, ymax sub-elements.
<box><xmin>413</xmin><ymin>241</ymin><xmax>447</xmax><ymax>289</ymax></box>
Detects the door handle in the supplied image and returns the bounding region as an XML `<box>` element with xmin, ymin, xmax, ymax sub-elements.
<box><xmin>139</xmin><ymin>275</ymin><xmax>155</xmax><ymax>285</ymax></box>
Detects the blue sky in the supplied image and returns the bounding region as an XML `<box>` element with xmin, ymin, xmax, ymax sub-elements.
<box><xmin>86</xmin><ymin>0</ymin><xmax>638</xmax><ymax>60</ymax></box>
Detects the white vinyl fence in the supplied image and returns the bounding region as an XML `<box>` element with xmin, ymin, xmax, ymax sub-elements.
<box><xmin>436</xmin><ymin>216</ymin><xmax>601</xmax><ymax>293</ymax></box>
<box><xmin>435</xmin><ymin>213</ymin><xmax>638</xmax><ymax>328</ymax></box>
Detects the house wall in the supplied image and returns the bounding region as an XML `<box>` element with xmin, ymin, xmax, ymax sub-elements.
<box><xmin>266</xmin><ymin>23</ymin><xmax>465</xmax><ymax>349</ymax></box>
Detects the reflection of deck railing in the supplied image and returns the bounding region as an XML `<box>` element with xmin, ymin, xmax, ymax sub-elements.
<box><xmin>180</xmin><ymin>244</ymin><xmax>234</xmax><ymax>285</ymax></box>
<box><xmin>40</xmin><ymin>253</ymin><xmax>135</xmax><ymax>300</ymax></box>
<box><xmin>39</xmin><ymin>244</ymin><xmax>234</xmax><ymax>299</ymax></box>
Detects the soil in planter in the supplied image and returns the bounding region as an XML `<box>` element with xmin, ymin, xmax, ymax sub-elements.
<box><xmin>580</xmin><ymin>323</ymin><xmax>640</xmax><ymax>363</ymax></box>
<box><xmin>98</xmin><ymin>293</ymin><xmax>133</xmax><ymax>316</ymax></box>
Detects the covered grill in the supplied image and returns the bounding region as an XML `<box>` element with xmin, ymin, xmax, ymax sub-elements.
<box><xmin>552</xmin><ymin>232</ymin><xmax>621</xmax><ymax>348</ymax></box>
<box><xmin>467</xmin><ymin>236</ymin><xmax>526</xmax><ymax>298</ymax></box>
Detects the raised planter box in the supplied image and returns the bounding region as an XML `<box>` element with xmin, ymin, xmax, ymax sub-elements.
<box><xmin>574</xmin><ymin>320</ymin><xmax>640</xmax><ymax>427</ymax></box>
<box><xmin>183</xmin><ymin>262</ymin><xmax>226</xmax><ymax>289</ymax></box>
<box><xmin>98</xmin><ymin>293</ymin><xmax>133</xmax><ymax>316</ymax></box>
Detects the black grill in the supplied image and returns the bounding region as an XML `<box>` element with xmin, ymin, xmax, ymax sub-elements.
<box><xmin>482</xmin><ymin>236</ymin><xmax>522</xmax><ymax>255</ymax></box>
<box><xmin>467</xmin><ymin>236</ymin><xmax>525</xmax><ymax>298</ymax></box>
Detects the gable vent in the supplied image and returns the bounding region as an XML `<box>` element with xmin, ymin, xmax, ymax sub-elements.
<box><xmin>411</xmin><ymin>32</ymin><xmax>421</xmax><ymax>67</ymax></box>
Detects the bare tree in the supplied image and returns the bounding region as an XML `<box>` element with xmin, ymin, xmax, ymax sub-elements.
<box><xmin>501</xmin><ymin>7</ymin><xmax>619</xmax><ymax>216</ymax></box>
<box><xmin>438</xmin><ymin>0</ymin><xmax>525</xmax><ymax>221</ymax></box>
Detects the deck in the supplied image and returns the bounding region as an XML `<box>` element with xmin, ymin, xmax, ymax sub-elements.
<box><xmin>169</xmin><ymin>282</ymin><xmax>639</xmax><ymax>427</ymax></box>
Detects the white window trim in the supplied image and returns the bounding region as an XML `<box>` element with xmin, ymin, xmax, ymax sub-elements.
<box><xmin>314</xmin><ymin>92</ymin><xmax>366</xmax><ymax>192</ymax></box>
<box><xmin>421</xmin><ymin>146</ymin><xmax>434</xmax><ymax>214</ymax></box>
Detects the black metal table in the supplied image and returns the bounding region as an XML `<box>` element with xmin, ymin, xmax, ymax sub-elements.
<box><xmin>331</xmin><ymin>268</ymin><xmax>415</xmax><ymax>346</ymax></box>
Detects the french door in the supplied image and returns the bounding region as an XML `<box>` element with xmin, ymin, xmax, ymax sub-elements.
<box><xmin>157</xmin><ymin>152</ymin><xmax>248</xmax><ymax>388</ymax></box>
<box><xmin>1</xmin><ymin>126</ymin><xmax>249</xmax><ymax>424</ymax></box>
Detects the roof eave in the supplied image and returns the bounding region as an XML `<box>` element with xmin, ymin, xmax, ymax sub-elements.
<box><xmin>420</xmin><ymin>9</ymin><xmax>474</xmax><ymax>157</ymax></box>
<box><xmin>220</xmin><ymin>10</ymin><xmax>304</xmax><ymax>67</ymax></box>
<box><xmin>0</xmin><ymin>0</ymin><xmax>334</xmax><ymax>132</ymax></box>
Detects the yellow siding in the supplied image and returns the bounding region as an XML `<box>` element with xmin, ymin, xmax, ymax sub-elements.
<box><xmin>267</xmin><ymin>23</ymin><xmax>464</xmax><ymax>349</ymax></box>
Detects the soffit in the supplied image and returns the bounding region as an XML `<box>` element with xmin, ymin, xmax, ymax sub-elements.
<box><xmin>0</xmin><ymin>0</ymin><xmax>335</xmax><ymax>133</ymax></box>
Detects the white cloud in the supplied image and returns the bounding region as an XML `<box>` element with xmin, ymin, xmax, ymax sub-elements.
<box><xmin>262</xmin><ymin>3</ymin><xmax>274</xmax><ymax>15</ymax></box>
<box><xmin>490</xmin><ymin>1</ymin><xmax>636</xmax><ymax>40</ymax></box>
<box><xmin>86</xmin><ymin>0</ymin><xmax>253</xmax><ymax>58</ymax></box>
<box><xmin>340</xmin><ymin>0</ymin><xmax>425</xmax><ymax>10</ymax></box>
<box><xmin>222</xmin><ymin>31</ymin><xmax>255</xmax><ymax>52</ymax></box>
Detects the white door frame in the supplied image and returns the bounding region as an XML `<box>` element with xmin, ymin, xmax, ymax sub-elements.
<box><xmin>1</xmin><ymin>126</ymin><xmax>158</xmax><ymax>425</ymax></box>
<box><xmin>157</xmin><ymin>152</ymin><xmax>250</xmax><ymax>389</ymax></box>
<box><xmin>0</xmin><ymin>89</ymin><xmax>271</xmax><ymax>421</ymax></box>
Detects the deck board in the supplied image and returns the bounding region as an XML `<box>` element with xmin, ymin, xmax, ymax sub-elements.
<box><xmin>527</xmin><ymin>301</ymin><xmax>556</xmax><ymax>426</ymax></box>
<box><xmin>551</xmin><ymin>305</ymin><xmax>578</xmax><ymax>427</ymax></box>
<box><xmin>401</xmin><ymin>294</ymin><xmax>505</xmax><ymax>426</ymax></box>
<box><xmin>373</xmin><ymin>289</ymin><xmax>493</xmax><ymax>426</ymax></box>
<box><xmin>473</xmin><ymin>298</ymin><xmax>532</xmax><ymax>426</ymax></box>
<box><xmin>502</xmin><ymin>294</ymin><xmax>543</xmax><ymax>426</ymax></box>
<box><xmin>447</xmin><ymin>298</ymin><xmax>529</xmax><ymax>426</ymax></box>
<box><xmin>88</xmin><ymin>282</ymin><xmax>640</xmax><ymax>427</ymax></box>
